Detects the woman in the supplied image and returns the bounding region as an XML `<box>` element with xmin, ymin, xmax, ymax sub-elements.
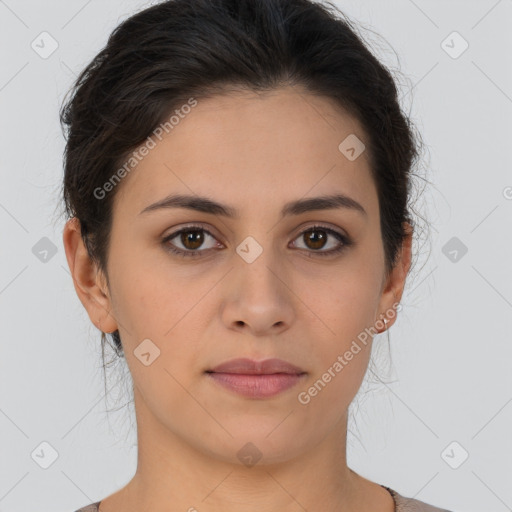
<box><xmin>61</xmin><ymin>0</ymin><xmax>453</xmax><ymax>510</ymax></box>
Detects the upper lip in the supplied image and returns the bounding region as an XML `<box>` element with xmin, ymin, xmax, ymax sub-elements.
<box><xmin>207</xmin><ymin>358</ymin><xmax>306</xmax><ymax>375</ymax></box>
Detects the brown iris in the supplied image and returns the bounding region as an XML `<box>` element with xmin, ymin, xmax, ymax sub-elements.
<box><xmin>181</xmin><ymin>229</ymin><xmax>205</xmax><ymax>250</ymax></box>
<box><xmin>303</xmin><ymin>228</ymin><xmax>327</xmax><ymax>250</ymax></box>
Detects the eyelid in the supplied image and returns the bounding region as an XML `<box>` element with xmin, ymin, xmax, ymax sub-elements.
<box><xmin>291</xmin><ymin>220</ymin><xmax>348</xmax><ymax>239</ymax></box>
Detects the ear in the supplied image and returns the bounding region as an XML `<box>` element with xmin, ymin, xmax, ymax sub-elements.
<box><xmin>62</xmin><ymin>217</ymin><xmax>118</xmax><ymax>334</ymax></box>
<box><xmin>376</xmin><ymin>221</ymin><xmax>413</xmax><ymax>329</ymax></box>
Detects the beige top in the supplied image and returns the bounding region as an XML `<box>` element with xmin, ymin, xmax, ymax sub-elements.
<box><xmin>73</xmin><ymin>485</ymin><xmax>453</xmax><ymax>511</ymax></box>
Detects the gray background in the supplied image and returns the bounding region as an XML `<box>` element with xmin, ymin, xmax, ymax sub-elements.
<box><xmin>1</xmin><ymin>1</ymin><xmax>511</xmax><ymax>511</ymax></box>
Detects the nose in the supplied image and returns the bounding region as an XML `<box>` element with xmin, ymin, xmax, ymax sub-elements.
<box><xmin>220</xmin><ymin>252</ymin><xmax>295</xmax><ymax>337</ymax></box>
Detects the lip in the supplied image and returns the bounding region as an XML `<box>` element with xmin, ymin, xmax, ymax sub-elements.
<box><xmin>205</xmin><ymin>358</ymin><xmax>307</xmax><ymax>399</ymax></box>
<box><xmin>207</xmin><ymin>357</ymin><xmax>305</xmax><ymax>375</ymax></box>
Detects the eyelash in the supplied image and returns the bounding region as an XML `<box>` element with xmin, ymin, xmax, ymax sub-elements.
<box><xmin>161</xmin><ymin>224</ymin><xmax>353</xmax><ymax>259</ymax></box>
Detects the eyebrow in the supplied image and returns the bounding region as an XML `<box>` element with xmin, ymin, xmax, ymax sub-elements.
<box><xmin>139</xmin><ymin>193</ymin><xmax>367</xmax><ymax>219</ymax></box>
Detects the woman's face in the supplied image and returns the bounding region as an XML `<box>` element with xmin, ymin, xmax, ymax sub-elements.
<box><xmin>66</xmin><ymin>85</ymin><xmax>410</xmax><ymax>466</ymax></box>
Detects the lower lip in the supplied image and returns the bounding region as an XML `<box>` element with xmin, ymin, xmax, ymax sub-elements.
<box><xmin>206</xmin><ymin>372</ymin><xmax>306</xmax><ymax>398</ymax></box>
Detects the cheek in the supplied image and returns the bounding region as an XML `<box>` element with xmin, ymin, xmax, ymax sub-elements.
<box><xmin>301</xmin><ymin>263</ymin><xmax>382</xmax><ymax>396</ymax></box>
<box><xmin>294</xmin><ymin>315</ymin><xmax>373</xmax><ymax>436</ymax></box>
<box><xmin>115</xmin><ymin>277</ymin><xmax>207</xmax><ymax>419</ymax></box>
<box><xmin>107</xmin><ymin>243</ymin><xmax>188</xmax><ymax>335</ymax></box>
<box><xmin>307</xmin><ymin>268</ymin><xmax>382</xmax><ymax>341</ymax></box>
<box><xmin>111</xmin><ymin>260</ymin><xmax>209</xmax><ymax>379</ymax></box>
<box><xmin>313</xmin><ymin>291</ymin><xmax>375</xmax><ymax>385</ymax></box>
<box><xmin>296</xmin><ymin>285</ymin><xmax>376</xmax><ymax>425</ymax></box>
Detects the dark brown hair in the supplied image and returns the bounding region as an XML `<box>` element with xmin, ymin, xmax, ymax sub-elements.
<box><xmin>59</xmin><ymin>0</ymin><xmax>426</xmax><ymax>364</ymax></box>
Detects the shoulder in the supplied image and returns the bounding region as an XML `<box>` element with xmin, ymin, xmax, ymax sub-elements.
<box><xmin>385</xmin><ymin>487</ymin><xmax>454</xmax><ymax>512</ymax></box>
<box><xmin>73</xmin><ymin>501</ymin><xmax>101</xmax><ymax>512</ymax></box>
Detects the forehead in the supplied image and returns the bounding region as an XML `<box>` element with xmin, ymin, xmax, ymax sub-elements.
<box><xmin>112</xmin><ymin>86</ymin><xmax>377</xmax><ymax>220</ymax></box>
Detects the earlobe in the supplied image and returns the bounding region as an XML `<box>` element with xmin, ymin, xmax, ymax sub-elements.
<box><xmin>62</xmin><ymin>217</ymin><xmax>118</xmax><ymax>334</ymax></box>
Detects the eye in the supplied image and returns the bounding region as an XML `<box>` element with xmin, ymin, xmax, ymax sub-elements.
<box><xmin>162</xmin><ymin>225</ymin><xmax>221</xmax><ymax>258</ymax></box>
<box><xmin>162</xmin><ymin>224</ymin><xmax>352</xmax><ymax>258</ymax></box>
<box><xmin>290</xmin><ymin>225</ymin><xmax>352</xmax><ymax>257</ymax></box>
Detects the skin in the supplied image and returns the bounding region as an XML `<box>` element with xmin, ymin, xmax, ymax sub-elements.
<box><xmin>63</xmin><ymin>85</ymin><xmax>412</xmax><ymax>512</ymax></box>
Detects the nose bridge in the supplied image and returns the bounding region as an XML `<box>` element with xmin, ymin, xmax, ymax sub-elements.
<box><xmin>234</xmin><ymin>232</ymin><xmax>283</xmax><ymax>296</ymax></box>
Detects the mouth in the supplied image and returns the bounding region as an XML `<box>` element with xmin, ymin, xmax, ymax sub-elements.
<box><xmin>206</xmin><ymin>357</ymin><xmax>306</xmax><ymax>375</ymax></box>
<box><xmin>205</xmin><ymin>358</ymin><xmax>307</xmax><ymax>399</ymax></box>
